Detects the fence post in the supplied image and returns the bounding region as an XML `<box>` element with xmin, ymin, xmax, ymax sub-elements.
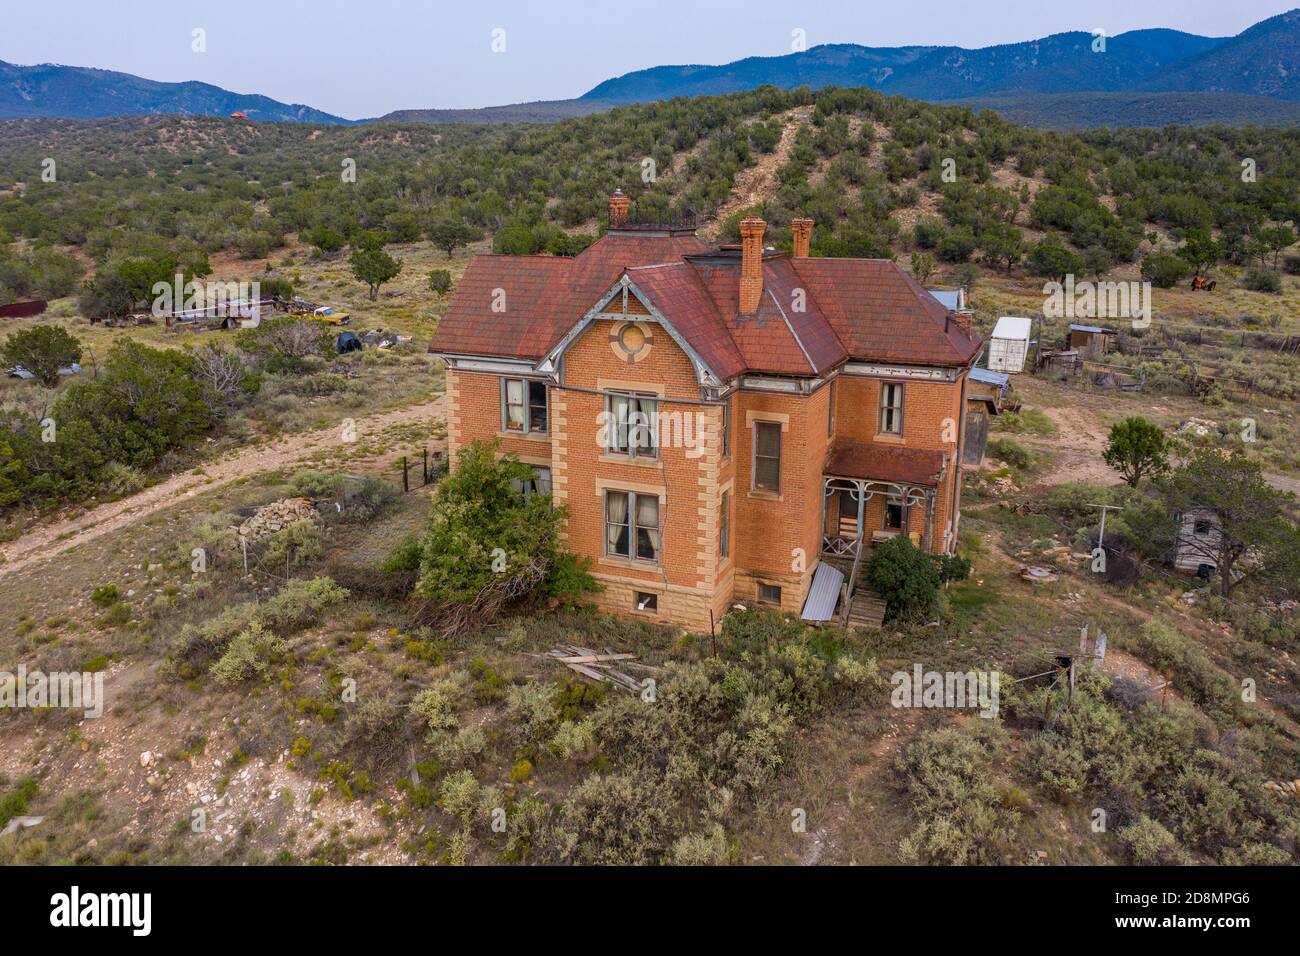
<box><xmin>402</xmin><ymin>456</ymin><xmax>409</xmax><ymax>493</ymax></box>
<box><xmin>423</xmin><ymin>447</ymin><xmax>429</xmax><ymax>485</ymax></box>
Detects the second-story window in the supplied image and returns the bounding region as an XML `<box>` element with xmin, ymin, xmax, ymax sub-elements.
<box><xmin>606</xmin><ymin>391</ymin><xmax>658</xmax><ymax>459</ymax></box>
<box><xmin>721</xmin><ymin>401</ymin><xmax>731</xmax><ymax>460</ymax></box>
<box><xmin>753</xmin><ymin>421</ymin><xmax>782</xmax><ymax>493</ymax></box>
<box><xmin>879</xmin><ymin>382</ymin><xmax>904</xmax><ymax>435</ymax></box>
<box><xmin>502</xmin><ymin>378</ymin><xmax>548</xmax><ymax>434</ymax></box>
<box><xmin>827</xmin><ymin>379</ymin><xmax>836</xmax><ymax>437</ymax></box>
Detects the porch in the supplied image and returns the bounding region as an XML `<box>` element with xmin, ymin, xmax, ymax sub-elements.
<box><xmin>820</xmin><ymin>440</ymin><xmax>946</xmax><ymax>560</ymax></box>
<box><xmin>812</xmin><ymin>440</ymin><xmax>946</xmax><ymax>628</ymax></box>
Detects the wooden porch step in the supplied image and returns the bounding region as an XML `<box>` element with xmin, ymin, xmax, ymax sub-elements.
<box><xmin>845</xmin><ymin>589</ymin><xmax>887</xmax><ymax>629</ymax></box>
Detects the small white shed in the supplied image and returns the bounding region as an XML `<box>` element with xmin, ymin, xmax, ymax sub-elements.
<box><xmin>987</xmin><ymin>316</ymin><xmax>1033</xmax><ymax>373</ymax></box>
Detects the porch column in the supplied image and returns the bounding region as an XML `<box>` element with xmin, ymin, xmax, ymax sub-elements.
<box><xmin>820</xmin><ymin>478</ymin><xmax>829</xmax><ymax>553</ymax></box>
<box><xmin>855</xmin><ymin>480</ymin><xmax>867</xmax><ymax>554</ymax></box>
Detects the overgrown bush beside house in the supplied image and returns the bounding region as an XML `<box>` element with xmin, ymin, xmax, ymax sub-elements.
<box><xmin>403</xmin><ymin>440</ymin><xmax>597</xmax><ymax>632</ymax></box>
<box><xmin>867</xmin><ymin>535</ymin><xmax>970</xmax><ymax>621</ymax></box>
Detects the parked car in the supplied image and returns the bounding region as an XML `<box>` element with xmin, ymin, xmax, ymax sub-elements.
<box><xmin>310</xmin><ymin>306</ymin><xmax>350</xmax><ymax>326</ymax></box>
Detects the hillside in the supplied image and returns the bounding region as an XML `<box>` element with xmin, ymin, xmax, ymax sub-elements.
<box><xmin>1137</xmin><ymin>9</ymin><xmax>1300</xmax><ymax>100</ymax></box>
<box><xmin>0</xmin><ymin>60</ymin><xmax>352</xmax><ymax>124</ymax></box>
<box><xmin>946</xmin><ymin>91</ymin><xmax>1300</xmax><ymax>129</ymax></box>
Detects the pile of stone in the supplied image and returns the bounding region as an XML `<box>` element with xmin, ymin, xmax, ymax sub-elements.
<box><xmin>1177</xmin><ymin>417</ymin><xmax>1218</xmax><ymax>438</ymax></box>
<box><xmin>1264</xmin><ymin>779</ymin><xmax>1300</xmax><ymax>799</ymax></box>
<box><xmin>238</xmin><ymin>497</ymin><xmax>317</xmax><ymax>540</ymax></box>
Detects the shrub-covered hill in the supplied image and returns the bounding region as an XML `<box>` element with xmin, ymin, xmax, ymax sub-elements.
<box><xmin>0</xmin><ymin>85</ymin><xmax>1296</xmax><ymax>305</ymax></box>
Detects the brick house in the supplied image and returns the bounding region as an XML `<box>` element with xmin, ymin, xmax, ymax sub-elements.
<box><xmin>430</xmin><ymin>192</ymin><xmax>983</xmax><ymax>631</ymax></box>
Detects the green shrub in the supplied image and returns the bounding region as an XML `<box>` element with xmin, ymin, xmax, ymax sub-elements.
<box><xmin>895</xmin><ymin>727</ymin><xmax>1020</xmax><ymax>865</ymax></box>
<box><xmin>259</xmin><ymin>520</ymin><xmax>323</xmax><ymax>569</ymax></box>
<box><xmin>210</xmin><ymin>622</ymin><xmax>287</xmax><ymax>686</ymax></box>
<box><xmin>1118</xmin><ymin>815</ymin><xmax>1180</xmax><ymax>864</ymax></box>
<box><xmin>90</xmin><ymin>585</ymin><xmax>120</xmax><ymax>608</ymax></box>
<box><xmin>0</xmin><ymin>777</ymin><xmax>38</xmax><ymax>828</ymax></box>
<box><xmin>1243</xmin><ymin>268</ymin><xmax>1282</xmax><ymax>293</ymax></box>
<box><xmin>289</xmin><ymin>470</ymin><xmax>341</xmax><ymax>499</ymax></box>
<box><xmin>162</xmin><ymin>603</ymin><xmax>260</xmax><ymax>678</ymax></box>
<box><xmin>259</xmin><ymin>577</ymin><xmax>349</xmax><ymax>632</ymax></box>
<box><xmin>986</xmin><ymin>436</ymin><xmax>1034</xmax><ymax>471</ymax></box>
<box><xmin>1141</xmin><ymin>253</ymin><xmax>1191</xmax><ymax>289</ymax></box>
<box><xmin>667</xmin><ymin>825</ymin><xmax>731</xmax><ymax>865</ymax></box>
<box><xmin>867</xmin><ymin>535</ymin><xmax>941</xmax><ymax>622</ymax></box>
<box><xmin>428</xmin><ymin>269</ymin><xmax>452</xmax><ymax>294</ymax></box>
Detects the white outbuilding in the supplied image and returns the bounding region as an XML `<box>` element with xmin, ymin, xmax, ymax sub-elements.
<box><xmin>986</xmin><ymin>316</ymin><xmax>1033</xmax><ymax>373</ymax></box>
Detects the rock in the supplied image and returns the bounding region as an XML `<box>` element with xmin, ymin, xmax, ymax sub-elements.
<box><xmin>139</xmin><ymin>751</ymin><xmax>155</xmax><ymax>768</ymax></box>
<box><xmin>1019</xmin><ymin>565</ymin><xmax>1059</xmax><ymax>584</ymax></box>
<box><xmin>238</xmin><ymin>497</ymin><xmax>319</xmax><ymax>541</ymax></box>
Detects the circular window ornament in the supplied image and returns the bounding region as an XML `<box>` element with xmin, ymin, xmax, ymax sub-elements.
<box><xmin>610</xmin><ymin>321</ymin><xmax>653</xmax><ymax>364</ymax></box>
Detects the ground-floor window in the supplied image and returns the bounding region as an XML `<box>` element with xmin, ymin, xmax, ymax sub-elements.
<box><xmin>758</xmin><ymin>583</ymin><xmax>782</xmax><ymax>605</ymax></box>
<box><xmin>634</xmin><ymin>591</ymin><xmax>658</xmax><ymax>612</ymax></box>
<box><xmin>512</xmin><ymin>466</ymin><xmax>551</xmax><ymax>499</ymax></box>
<box><xmin>604</xmin><ymin>490</ymin><xmax>661</xmax><ymax>563</ymax></box>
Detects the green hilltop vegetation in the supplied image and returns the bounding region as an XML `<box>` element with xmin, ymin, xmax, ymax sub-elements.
<box><xmin>0</xmin><ymin>85</ymin><xmax>1297</xmax><ymax>310</ymax></box>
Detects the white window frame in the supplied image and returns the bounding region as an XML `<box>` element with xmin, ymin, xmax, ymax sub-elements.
<box><xmin>879</xmin><ymin>382</ymin><xmax>904</xmax><ymax>435</ymax></box>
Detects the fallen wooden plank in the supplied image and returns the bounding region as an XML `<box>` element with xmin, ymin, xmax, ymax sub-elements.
<box><xmin>556</xmin><ymin>653</ymin><xmax>636</xmax><ymax>665</ymax></box>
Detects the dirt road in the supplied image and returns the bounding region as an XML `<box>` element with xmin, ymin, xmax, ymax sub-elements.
<box><xmin>0</xmin><ymin>396</ymin><xmax>445</xmax><ymax>579</ymax></box>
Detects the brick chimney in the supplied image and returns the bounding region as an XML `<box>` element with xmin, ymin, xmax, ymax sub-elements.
<box><xmin>952</xmin><ymin>309</ymin><xmax>974</xmax><ymax>336</ymax></box>
<box><xmin>609</xmin><ymin>189</ymin><xmax>630</xmax><ymax>229</ymax></box>
<box><xmin>791</xmin><ymin>217</ymin><xmax>814</xmax><ymax>258</ymax></box>
<box><xmin>739</xmin><ymin>217</ymin><xmax>766</xmax><ymax>314</ymax></box>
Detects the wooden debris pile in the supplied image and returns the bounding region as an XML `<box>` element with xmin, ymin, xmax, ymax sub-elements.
<box><xmin>540</xmin><ymin>644</ymin><xmax>657</xmax><ymax>693</ymax></box>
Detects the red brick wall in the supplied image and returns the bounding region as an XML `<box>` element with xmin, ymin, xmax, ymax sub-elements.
<box><xmin>832</xmin><ymin>371</ymin><xmax>967</xmax><ymax>552</ymax></box>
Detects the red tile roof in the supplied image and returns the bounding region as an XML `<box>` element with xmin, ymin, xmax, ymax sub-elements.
<box><xmin>430</xmin><ymin>229</ymin><xmax>982</xmax><ymax>377</ymax></box>
<box><xmin>791</xmin><ymin>258</ymin><xmax>982</xmax><ymax>367</ymax></box>
<box><xmin>824</xmin><ymin>439</ymin><xmax>946</xmax><ymax>487</ymax></box>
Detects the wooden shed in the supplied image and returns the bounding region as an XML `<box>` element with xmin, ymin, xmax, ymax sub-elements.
<box><xmin>1068</xmin><ymin>323</ymin><xmax>1118</xmax><ymax>358</ymax></box>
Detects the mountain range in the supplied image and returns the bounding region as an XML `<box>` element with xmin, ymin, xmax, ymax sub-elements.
<box><xmin>0</xmin><ymin>60</ymin><xmax>350</xmax><ymax>124</ymax></box>
<box><xmin>2</xmin><ymin>9</ymin><xmax>1298</xmax><ymax>128</ymax></box>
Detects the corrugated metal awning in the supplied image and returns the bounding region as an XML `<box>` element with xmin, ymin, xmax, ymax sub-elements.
<box><xmin>801</xmin><ymin>561</ymin><xmax>845</xmax><ymax>623</ymax></box>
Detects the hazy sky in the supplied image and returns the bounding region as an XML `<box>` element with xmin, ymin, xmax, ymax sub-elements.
<box><xmin>1</xmin><ymin>0</ymin><xmax>1294</xmax><ymax>118</ymax></box>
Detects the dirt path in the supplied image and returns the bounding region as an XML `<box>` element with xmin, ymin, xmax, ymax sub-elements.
<box><xmin>699</xmin><ymin>106</ymin><xmax>813</xmax><ymax>241</ymax></box>
<box><xmin>0</xmin><ymin>396</ymin><xmax>445</xmax><ymax>579</ymax></box>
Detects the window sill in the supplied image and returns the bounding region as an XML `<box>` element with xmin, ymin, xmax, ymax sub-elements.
<box><xmin>748</xmin><ymin>489</ymin><xmax>783</xmax><ymax>502</ymax></box>
<box><xmin>873</xmin><ymin>433</ymin><xmax>905</xmax><ymax>445</ymax></box>
<box><xmin>599</xmin><ymin>555</ymin><xmax>662</xmax><ymax>572</ymax></box>
<box><xmin>498</xmin><ymin>430</ymin><xmax>551</xmax><ymax>442</ymax></box>
<box><xmin>599</xmin><ymin>453</ymin><xmax>660</xmax><ymax>467</ymax></box>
